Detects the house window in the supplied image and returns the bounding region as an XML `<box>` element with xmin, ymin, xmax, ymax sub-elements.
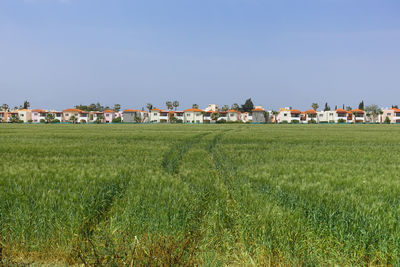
<box><xmin>20</xmin><ymin>114</ymin><xmax>24</xmax><ymax>117</ymax></box>
<box><xmin>319</xmin><ymin>114</ymin><xmax>323</xmax><ymax>117</ymax></box>
<box><xmin>388</xmin><ymin>113</ymin><xmax>392</xmax><ymax>116</ymax></box>
<box><xmin>196</xmin><ymin>114</ymin><xmax>200</xmax><ymax>117</ymax></box>
<box><xmin>153</xmin><ymin>113</ymin><xmax>158</xmax><ymax>116</ymax></box>
<box><xmin>106</xmin><ymin>114</ymin><xmax>110</xmax><ymax>117</ymax></box>
<box><xmin>330</xmin><ymin>113</ymin><xmax>333</xmax><ymax>116</ymax></box>
<box><xmin>284</xmin><ymin>114</ymin><xmax>287</xmax><ymax>116</ymax></box>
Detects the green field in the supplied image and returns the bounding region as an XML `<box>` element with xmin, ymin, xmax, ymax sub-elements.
<box><xmin>1</xmin><ymin>124</ymin><xmax>400</xmax><ymax>265</ymax></box>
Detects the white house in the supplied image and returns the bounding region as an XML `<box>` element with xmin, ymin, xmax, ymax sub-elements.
<box><xmin>227</xmin><ymin>110</ymin><xmax>240</xmax><ymax>122</ymax></box>
<box><xmin>277</xmin><ymin>108</ymin><xmax>301</xmax><ymax>123</ymax></box>
<box><xmin>317</xmin><ymin>109</ymin><xmax>350</xmax><ymax>123</ymax></box>
<box><xmin>184</xmin><ymin>108</ymin><xmax>203</xmax><ymax>123</ymax></box>
<box><xmin>349</xmin><ymin>109</ymin><xmax>365</xmax><ymax>123</ymax></box>
<box><xmin>302</xmin><ymin>109</ymin><xmax>317</xmax><ymax>123</ymax></box>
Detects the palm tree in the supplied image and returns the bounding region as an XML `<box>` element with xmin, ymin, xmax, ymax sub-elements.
<box><xmin>166</xmin><ymin>101</ymin><xmax>173</xmax><ymax>111</ymax></box>
<box><xmin>1</xmin><ymin>104</ymin><xmax>8</xmax><ymax>111</ymax></box>
<box><xmin>69</xmin><ymin>115</ymin><xmax>77</xmax><ymax>124</ymax></box>
<box><xmin>146</xmin><ymin>103</ymin><xmax>153</xmax><ymax>112</ymax></box>
<box><xmin>231</xmin><ymin>103</ymin><xmax>239</xmax><ymax>110</ymax></box>
<box><xmin>272</xmin><ymin>111</ymin><xmax>279</xmax><ymax>124</ymax></box>
<box><xmin>221</xmin><ymin>105</ymin><xmax>229</xmax><ymax>111</ymax></box>
<box><xmin>192</xmin><ymin>104</ymin><xmax>199</xmax><ymax>109</ymax></box>
<box><xmin>114</xmin><ymin>104</ymin><xmax>121</xmax><ymax>112</ymax></box>
<box><xmin>173</xmin><ymin>101</ymin><xmax>179</xmax><ymax>111</ymax></box>
<box><xmin>45</xmin><ymin>113</ymin><xmax>55</xmax><ymax>123</ymax></box>
<box><xmin>211</xmin><ymin>112</ymin><xmax>220</xmax><ymax>122</ymax></box>
<box><xmin>311</xmin><ymin>103</ymin><xmax>319</xmax><ymax>111</ymax></box>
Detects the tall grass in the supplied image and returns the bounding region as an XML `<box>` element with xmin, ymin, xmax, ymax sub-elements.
<box><xmin>1</xmin><ymin>124</ymin><xmax>400</xmax><ymax>265</ymax></box>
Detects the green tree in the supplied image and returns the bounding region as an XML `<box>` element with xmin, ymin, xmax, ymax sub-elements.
<box><xmin>358</xmin><ymin>100</ymin><xmax>365</xmax><ymax>110</ymax></box>
<box><xmin>173</xmin><ymin>101</ymin><xmax>179</xmax><ymax>111</ymax></box>
<box><xmin>134</xmin><ymin>116</ymin><xmax>141</xmax><ymax>123</ymax></box>
<box><xmin>166</xmin><ymin>101</ymin><xmax>173</xmax><ymax>111</ymax></box>
<box><xmin>192</xmin><ymin>104</ymin><xmax>199</xmax><ymax>109</ymax></box>
<box><xmin>241</xmin><ymin>98</ymin><xmax>254</xmax><ymax>113</ymax></box>
<box><xmin>23</xmin><ymin>100</ymin><xmax>30</xmax><ymax>109</ymax></box>
<box><xmin>272</xmin><ymin>111</ymin><xmax>279</xmax><ymax>124</ymax></box>
<box><xmin>1</xmin><ymin>104</ymin><xmax>8</xmax><ymax>111</ymax></box>
<box><xmin>211</xmin><ymin>112</ymin><xmax>220</xmax><ymax>122</ymax></box>
<box><xmin>311</xmin><ymin>103</ymin><xmax>319</xmax><ymax>111</ymax></box>
<box><xmin>231</xmin><ymin>103</ymin><xmax>239</xmax><ymax>110</ymax></box>
<box><xmin>69</xmin><ymin>115</ymin><xmax>77</xmax><ymax>124</ymax></box>
<box><xmin>146</xmin><ymin>103</ymin><xmax>153</xmax><ymax>112</ymax></box>
<box><xmin>114</xmin><ymin>104</ymin><xmax>121</xmax><ymax>112</ymax></box>
<box><xmin>323</xmin><ymin>102</ymin><xmax>330</xmax><ymax>111</ymax></box>
<box><xmin>221</xmin><ymin>105</ymin><xmax>229</xmax><ymax>111</ymax></box>
<box><xmin>45</xmin><ymin>113</ymin><xmax>55</xmax><ymax>123</ymax></box>
<box><xmin>95</xmin><ymin>114</ymin><xmax>104</xmax><ymax>124</ymax></box>
<box><xmin>365</xmin><ymin>104</ymin><xmax>381</xmax><ymax>123</ymax></box>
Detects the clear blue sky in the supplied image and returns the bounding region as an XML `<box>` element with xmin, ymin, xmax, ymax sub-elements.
<box><xmin>1</xmin><ymin>0</ymin><xmax>399</xmax><ymax>111</ymax></box>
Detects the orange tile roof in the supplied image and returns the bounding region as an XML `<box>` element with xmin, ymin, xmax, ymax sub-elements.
<box><xmin>63</xmin><ymin>108</ymin><xmax>83</xmax><ymax>112</ymax></box>
<box><xmin>123</xmin><ymin>109</ymin><xmax>139</xmax><ymax>112</ymax></box>
<box><xmin>304</xmin><ymin>109</ymin><xmax>317</xmax><ymax>114</ymax></box>
<box><xmin>104</xmin><ymin>109</ymin><xmax>115</xmax><ymax>113</ymax></box>
<box><xmin>184</xmin><ymin>108</ymin><xmax>203</xmax><ymax>112</ymax></box>
<box><xmin>392</xmin><ymin>108</ymin><xmax>400</xmax><ymax>112</ymax></box>
<box><xmin>252</xmin><ymin>108</ymin><xmax>265</xmax><ymax>111</ymax></box>
<box><xmin>227</xmin><ymin>109</ymin><xmax>240</xmax><ymax>113</ymax></box>
<box><xmin>335</xmin><ymin>108</ymin><xmax>348</xmax><ymax>114</ymax></box>
<box><xmin>350</xmin><ymin>109</ymin><xmax>365</xmax><ymax>114</ymax></box>
<box><xmin>32</xmin><ymin>109</ymin><xmax>47</xmax><ymax>113</ymax></box>
<box><xmin>290</xmin><ymin>109</ymin><xmax>301</xmax><ymax>114</ymax></box>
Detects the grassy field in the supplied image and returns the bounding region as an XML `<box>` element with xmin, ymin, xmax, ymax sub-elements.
<box><xmin>1</xmin><ymin>124</ymin><xmax>400</xmax><ymax>265</ymax></box>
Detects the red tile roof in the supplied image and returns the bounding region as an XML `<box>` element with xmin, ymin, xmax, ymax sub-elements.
<box><xmin>290</xmin><ymin>109</ymin><xmax>301</xmax><ymax>114</ymax></box>
<box><xmin>252</xmin><ymin>108</ymin><xmax>265</xmax><ymax>111</ymax></box>
<box><xmin>304</xmin><ymin>109</ymin><xmax>317</xmax><ymax>114</ymax></box>
<box><xmin>104</xmin><ymin>110</ymin><xmax>115</xmax><ymax>113</ymax></box>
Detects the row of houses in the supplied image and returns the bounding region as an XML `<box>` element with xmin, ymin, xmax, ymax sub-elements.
<box><xmin>1</xmin><ymin>105</ymin><xmax>400</xmax><ymax>124</ymax></box>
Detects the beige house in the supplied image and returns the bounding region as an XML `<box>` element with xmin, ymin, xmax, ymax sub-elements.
<box><xmin>184</xmin><ymin>108</ymin><xmax>203</xmax><ymax>123</ymax></box>
<box><xmin>62</xmin><ymin>109</ymin><xmax>88</xmax><ymax>123</ymax></box>
<box><xmin>382</xmin><ymin>108</ymin><xmax>400</xmax><ymax>124</ymax></box>
<box><xmin>317</xmin><ymin>109</ymin><xmax>350</xmax><ymax>123</ymax></box>
<box><xmin>17</xmin><ymin>109</ymin><xmax>32</xmax><ymax>123</ymax></box>
<box><xmin>149</xmin><ymin>108</ymin><xmax>169</xmax><ymax>123</ymax></box>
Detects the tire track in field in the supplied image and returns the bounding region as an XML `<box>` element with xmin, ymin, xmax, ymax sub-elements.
<box><xmin>161</xmin><ymin>133</ymin><xmax>208</xmax><ymax>175</ymax></box>
<box><xmin>69</xmin><ymin>172</ymin><xmax>131</xmax><ymax>262</ymax></box>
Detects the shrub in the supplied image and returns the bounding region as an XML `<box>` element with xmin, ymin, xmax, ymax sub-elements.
<box><xmin>112</xmin><ymin>117</ymin><xmax>122</xmax><ymax>123</ymax></box>
<box><xmin>291</xmin><ymin>120</ymin><xmax>299</xmax><ymax>124</ymax></box>
<box><xmin>337</xmin><ymin>119</ymin><xmax>346</xmax><ymax>123</ymax></box>
<box><xmin>216</xmin><ymin>119</ymin><xmax>226</xmax><ymax>124</ymax></box>
<box><xmin>40</xmin><ymin>119</ymin><xmax>46</xmax><ymax>123</ymax></box>
<box><xmin>308</xmin><ymin>119</ymin><xmax>317</xmax><ymax>124</ymax></box>
<box><xmin>51</xmin><ymin>119</ymin><xmax>60</xmax><ymax>123</ymax></box>
<box><xmin>384</xmin><ymin>117</ymin><xmax>391</xmax><ymax>124</ymax></box>
<box><xmin>280</xmin><ymin>120</ymin><xmax>288</xmax><ymax>124</ymax></box>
